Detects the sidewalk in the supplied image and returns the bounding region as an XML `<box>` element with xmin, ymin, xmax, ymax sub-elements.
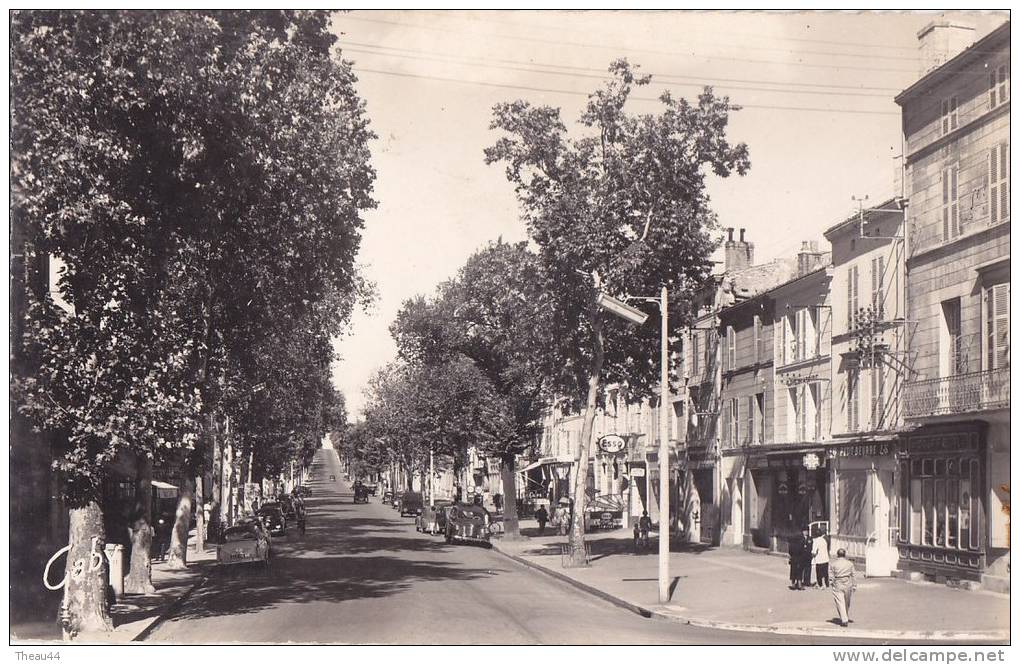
<box><xmin>492</xmin><ymin>520</ymin><xmax>1010</xmax><ymax>641</ymax></box>
<box><xmin>11</xmin><ymin>539</ymin><xmax>215</xmax><ymax>644</ymax></box>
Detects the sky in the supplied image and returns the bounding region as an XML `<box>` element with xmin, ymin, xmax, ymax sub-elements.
<box><xmin>328</xmin><ymin>9</ymin><xmax>1008</xmax><ymax>419</ymax></box>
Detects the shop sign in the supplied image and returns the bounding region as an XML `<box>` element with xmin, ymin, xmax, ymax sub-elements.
<box><xmin>835</xmin><ymin>443</ymin><xmax>892</xmax><ymax>458</ymax></box>
<box><xmin>629</xmin><ymin>467</ymin><xmax>646</xmax><ymax>478</ymax></box>
<box><xmin>802</xmin><ymin>453</ymin><xmax>820</xmax><ymax>470</ymax></box>
<box><xmin>597</xmin><ymin>434</ymin><xmax>626</xmax><ymax>454</ymax></box>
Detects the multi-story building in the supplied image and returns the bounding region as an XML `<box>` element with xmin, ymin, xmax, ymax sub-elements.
<box><xmin>895</xmin><ymin>20</ymin><xmax>1010</xmax><ymax>590</ymax></box>
<box><xmin>682</xmin><ymin>228</ymin><xmax>798</xmax><ymax>545</ymax></box>
<box><xmin>824</xmin><ymin>199</ymin><xmax>907</xmax><ymax>569</ymax></box>
<box><xmin>744</xmin><ymin>250</ymin><xmax>832</xmax><ymax>552</ymax></box>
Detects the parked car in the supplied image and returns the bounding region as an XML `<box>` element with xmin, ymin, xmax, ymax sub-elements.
<box><xmin>363</xmin><ymin>482</ymin><xmax>378</xmax><ymax>496</ymax></box>
<box><xmin>217</xmin><ymin>518</ymin><xmax>272</xmax><ymax>570</ymax></box>
<box><xmin>353</xmin><ymin>484</ymin><xmax>370</xmax><ymax>504</ymax></box>
<box><xmin>278</xmin><ymin>494</ymin><xmax>299</xmax><ymax>521</ymax></box>
<box><xmin>416</xmin><ymin>499</ymin><xmax>453</xmax><ymax>534</ymax></box>
<box><xmin>444</xmin><ymin>503</ymin><xmax>492</xmax><ymax>545</ymax></box>
<box><xmin>293</xmin><ymin>485</ymin><xmax>312</xmax><ymax>497</ymax></box>
<box><xmin>257</xmin><ymin>503</ymin><xmax>287</xmax><ymax>536</ymax></box>
<box><xmin>382</xmin><ymin>490</ymin><xmax>394</xmax><ymax>506</ymax></box>
<box><xmin>398</xmin><ymin>491</ymin><xmax>424</xmax><ymax>517</ymax></box>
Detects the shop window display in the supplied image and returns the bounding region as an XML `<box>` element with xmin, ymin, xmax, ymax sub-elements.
<box><xmin>897</xmin><ymin>454</ymin><xmax>982</xmax><ymax>552</ymax></box>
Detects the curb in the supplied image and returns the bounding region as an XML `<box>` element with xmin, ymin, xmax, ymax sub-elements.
<box><xmin>490</xmin><ymin>541</ymin><xmax>651</xmax><ymax>619</ymax></box>
<box><xmin>130</xmin><ymin>573</ymin><xmax>208</xmax><ymax>642</ymax></box>
<box><xmin>489</xmin><ymin>540</ymin><xmax>1009</xmax><ymax>643</ymax></box>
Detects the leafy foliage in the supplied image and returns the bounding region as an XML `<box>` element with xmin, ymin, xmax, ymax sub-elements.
<box><xmin>11</xmin><ymin>10</ymin><xmax>375</xmax><ymax>504</ymax></box>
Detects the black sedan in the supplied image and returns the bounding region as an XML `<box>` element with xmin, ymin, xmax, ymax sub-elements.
<box><xmin>257</xmin><ymin>503</ymin><xmax>287</xmax><ymax>536</ymax></box>
<box><xmin>444</xmin><ymin>503</ymin><xmax>492</xmax><ymax>545</ymax></box>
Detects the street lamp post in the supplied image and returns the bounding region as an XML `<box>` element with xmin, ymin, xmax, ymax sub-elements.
<box><xmin>656</xmin><ymin>285</ymin><xmax>670</xmax><ymax>604</ymax></box>
<box><xmin>596</xmin><ymin>287</ymin><xmax>671</xmax><ymax>603</ymax></box>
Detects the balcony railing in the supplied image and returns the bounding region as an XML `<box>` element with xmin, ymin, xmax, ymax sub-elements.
<box><xmin>903</xmin><ymin>367</ymin><xmax>1010</xmax><ymax>418</ymax></box>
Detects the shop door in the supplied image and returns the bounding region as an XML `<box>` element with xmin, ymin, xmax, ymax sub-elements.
<box><xmin>874</xmin><ymin>470</ymin><xmax>894</xmax><ymax>547</ymax></box>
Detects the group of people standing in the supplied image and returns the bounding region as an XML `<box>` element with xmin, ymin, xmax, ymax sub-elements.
<box><xmin>788</xmin><ymin>527</ymin><xmax>830</xmax><ymax>590</ymax></box>
<box><xmin>788</xmin><ymin>527</ymin><xmax>857</xmax><ymax>627</ymax></box>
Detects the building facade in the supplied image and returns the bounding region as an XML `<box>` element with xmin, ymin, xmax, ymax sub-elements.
<box><xmin>895</xmin><ymin>21</ymin><xmax>1010</xmax><ymax>590</ymax></box>
<box><xmin>825</xmin><ymin>199</ymin><xmax>907</xmax><ymax>570</ymax></box>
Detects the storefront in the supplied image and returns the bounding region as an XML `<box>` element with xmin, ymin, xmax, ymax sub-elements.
<box><xmin>747</xmin><ymin>449</ymin><xmax>828</xmax><ymax>552</ymax></box>
<box><xmin>688</xmin><ymin>449</ymin><xmax>718</xmax><ymax>545</ymax></box>
<box><xmin>895</xmin><ymin>424</ymin><xmax>986</xmax><ymax>580</ymax></box>
<box><xmin>828</xmin><ymin>438</ymin><xmax>899</xmax><ymax>567</ymax></box>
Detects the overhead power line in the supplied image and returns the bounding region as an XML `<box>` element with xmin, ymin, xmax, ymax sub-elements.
<box><xmin>351</xmin><ymin>65</ymin><xmax>901</xmax><ymax>116</ymax></box>
<box><xmin>341</xmin><ymin>40</ymin><xmax>901</xmax><ymax>97</ymax></box>
<box><xmin>415</xmin><ymin>9</ymin><xmax>923</xmax><ymax>53</ymax></box>
<box><xmin>416</xmin><ymin>9</ymin><xmax>922</xmax><ymax>60</ymax></box>
<box><xmin>340</xmin><ymin>14</ymin><xmax>919</xmax><ymax>75</ymax></box>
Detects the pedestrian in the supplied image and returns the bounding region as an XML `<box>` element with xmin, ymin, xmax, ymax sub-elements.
<box><xmin>812</xmin><ymin>530</ymin><xmax>830</xmax><ymax>588</ymax></box>
<box><xmin>534</xmin><ymin>504</ymin><xmax>549</xmax><ymax>536</ymax></box>
<box><xmin>788</xmin><ymin>529</ymin><xmax>810</xmax><ymax>590</ymax></box>
<box><xmin>799</xmin><ymin>528</ymin><xmax>813</xmax><ymax>589</ymax></box>
<box><xmin>493</xmin><ymin>493</ymin><xmax>503</xmax><ymax>514</ymax></box>
<box><xmin>830</xmin><ymin>548</ymin><xmax>856</xmax><ymax>627</ymax></box>
<box><xmin>556</xmin><ymin>504</ymin><xmax>570</xmax><ymax>536</ymax></box>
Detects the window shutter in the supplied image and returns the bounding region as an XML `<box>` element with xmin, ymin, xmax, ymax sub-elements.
<box><xmin>848</xmin><ymin>371</ymin><xmax>858</xmax><ymax>432</ymax></box>
<box><xmin>727</xmin><ymin>326</ymin><xmax>736</xmax><ymax>370</ymax></box>
<box><xmin>990</xmin><ymin>70</ymin><xmax>998</xmax><ymax>108</ymax></box>
<box><xmin>990</xmin><ymin>149</ymin><xmax>999</xmax><ymax>225</ymax></box>
<box><xmin>950</xmin><ymin>96</ymin><xmax>958</xmax><ymax>130</ymax></box>
<box><xmin>989</xmin><ymin>284</ymin><xmax>1010</xmax><ymax>369</ymax></box>
<box><xmin>951</xmin><ymin>165</ymin><xmax>959</xmax><ymax>236</ymax></box>
<box><xmin>942</xmin><ymin>167</ymin><xmax>951</xmax><ymax>239</ymax></box>
<box><xmin>780</xmin><ymin>313</ymin><xmax>787</xmax><ymax>365</ymax></box>
<box><xmin>745</xmin><ymin>395</ymin><xmax>754</xmax><ymax>444</ymax></box>
<box><xmin>721</xmin><ymin>400</ymin><xmax>731</xmax><ymax>446</ymax></box>
<box><xmin>999</xmin><ymin>65</ymin><xmax>1009</xmax><ymax>104</ymax></box>
<box><xmin>753</xmin><ymin>315</ymin><xmax>761</xmax><ymax>364</ymax></box>
<box><xmin>941</xmin><ymin>99</ymin><xmax>949</xmax><ymax>134</ymax></box>
<box><xmin>1000</xmin><ymin>143</ymin><xmax>1009</xmax><ymax>222</ymax></box>
<box><xmin>812</xmin><ymin>383</ymin><xmax>822</xmax><ymax>440</ymax></box>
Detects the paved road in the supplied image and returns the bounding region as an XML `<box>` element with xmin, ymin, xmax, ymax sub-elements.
<box><xmin>146</xmin><ymin>449</ymin><xmax>914</xmax><ymax>645</ymax></box>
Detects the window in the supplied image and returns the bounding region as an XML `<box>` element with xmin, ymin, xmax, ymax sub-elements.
<box><xmin>899</xmin><ymin>454</ymin><xmax>983</xmax><ymax>551</ymax></box>
<box><xmin>725</xmin><ymin>325</ymin><xmax>736</xmax><ymax>371</ymax></box>
<box><xmin>754</xmin><ymin>392</ymin><xmax>765</xmax><ymax>443</ymax></box>
<box><xmin>810</xmin><ymin>382</ymin><xmax>822</xmax><ymax>440</ymax></box>
<box><xmin>941</xmin><ymin>298</ymin><xmax>964</xmax><ymax>376</ymax></box>
<box><xmin>782</xmin><ymin>312</ymin><xmax>797</xmax><ymax>364</ymax></box>
<box><xmin>729</xmin><ymin>397</ymin><xmax>739</xmax><ymax>446</ymax></box>
<box><xmin>985</xmin><ymin>283</ymin><xmax>1010</xmax><ymax>370</ymax></box>
<box><xmin>941</xmin><ymin>163</ymin><xmax>960</xmax><ymax>241</ymax></box>
<box><xmin>989</xmin><ymin>143</ymin><xmax>1009</xmax><ymax>226</ymax></box>
<box><xmin>989</xmin><ymin>64</ymin><xmax>1010</xmax><ymax>109</ymax></box>
<box><xmin>744</xmin><ymin>394</ymin><xmax>755</xmax><ymax>444</ymax></box>
<box><xmin>871</xmin><ymin>256</ymin><xmax>885</xmax><ymax>318</ymax></box>
<box><xmin>753</xmin><ymin>315</ymin><xmax>763</xmax><ymax>364</ymax></box>
<box><xmin>847</xmin><ymin>369</ymin><xmax>860</xmax><ymax>432</ymax></box>
<box><xmin>671</xmin><ymin>401</ymin><xmax>683</xmax><ymax>440</ymax></box>
<box><xmin>871</xmin><ymin>366</ymin><xmax>885</xmax><ymax>430</ymax></box>
<box><xmin>847</xmin><ymin>265</ymin><xmax>860</xmax><ymax>329</ymax></box>
<box><xmin>940</xmin><ymin>96</ymin><xmax>958</xmax><ymax>135</ymax></box>
<box><xmin>721</xmin><ymin>399</ymin><xmax>731</xmax><ymax>446</ymax></box>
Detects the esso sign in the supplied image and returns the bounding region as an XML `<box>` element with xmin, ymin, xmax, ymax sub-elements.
<box><xmin>598</xmin><ymin>435</ymin><xmax>626</xmax><ymax>454</ymax></box>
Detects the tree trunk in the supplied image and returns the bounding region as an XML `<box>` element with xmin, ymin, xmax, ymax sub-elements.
<box><xmin>166</xmin><ymin>476</ymin><xmax>194</xmax><ymax>570</ymax></box>
<box><xmin>501</xmin><ymin>455</ymin><xmax>522</xmax><ymax>540</ymax></box>
<box><xmin>194</xmin><ymin>475</ymin><xmax>205</xmax><ymax>552</ymax></box>
<box><xmin>210</xmin><ymin>414</ymin><xmax>222</xmax><ymax>544</ymax></box>
<box><xmin>567</xmin><ymin>313</ymin><xmax>605</xmax><ymax>567</ymax></box>
<box><xmin>124</xmin><ymin>458</ymin><xmax>155</xmax><ymax>595</ymax></box>
<box><xmin>61</xmin><ymin>501</ymin><xmax>113</xmax><ymax>639</ymax></box>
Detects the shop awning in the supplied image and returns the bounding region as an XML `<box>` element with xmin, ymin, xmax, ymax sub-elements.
<box><xmin>152</xmin><ymin>480</ymin><xmax>179</xmax><ymax>499</ymax></box>
<box><xmin>519</xmin><ymin>455</ymin><xmax>575</xmax><ymax>473</ymax></box>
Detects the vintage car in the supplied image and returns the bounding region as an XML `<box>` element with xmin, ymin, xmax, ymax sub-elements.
<box><xmin>382</xmin><ymin>489</ymin><xmax>394</xmax><ymax>506</ymax></box>
<box><xmin>278</xmin><ymin>494</ymin><xmax>299</xmax><ymax>521</ymax></box>
<box><xmin>257</xmin><ymin>503</ymin><xmax>287</xmax><ymax>536</ymax></box>
<box><xmin>353</xmin><ymin>484</ymin><xmax>370</xmax><ymax>504</ymax></box>
<box><xmin>363</xmin><ymin>482</ymin><xmax>378</xmax><ymax>496</ymax></box>
<box><xmin>217</xmin><ymin>518</ymin><xmax>272</xmax><ymax>569</ymax></box>
<box><xmin>444</xmin><ymin>503</ymin><xmax>492</xmax><ymax>545</ymax></box>
<box><xmin>398</xmin><ymin>491</ymin><xmax>424</xmax><ymax>517</ymax></box>
<box><xmin>416</xmin><ymin>499</ymin><xmax>453</xmax><ymax>534</ymax></box>
<box><xmin>293</xmin><ymin>485</ymin><xmax>312</xmax><ymax>497</ymax></box>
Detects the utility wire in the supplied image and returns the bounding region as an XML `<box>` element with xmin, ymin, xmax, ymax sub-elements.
<box><xmin>414</xmin><ymin>9</ymin><xmax>924</xmax><ymax>53</ymax></box>
<box><xmin>340</xmin><ymin>14</ymin><xmax>919</xmax><ymax>75</ymax></box>
<box><xmin>351</xmin><ymin>66</ymin><xmax>901</xmax><ymax>116</ymax></box>
<box><xmin>344</xmin><ymin>43</ymin><xmax>901</xmax><ymax>98</ymax></box>
<box><xmin>415</xmin><ymin>9</ymin><xmax>923</xmax><ymax>60</ymax></box>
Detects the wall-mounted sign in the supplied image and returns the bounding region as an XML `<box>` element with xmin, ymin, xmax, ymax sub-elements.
<box><xmin>597</xmin><ymin>434</ymin><xmax>627</xmax><ymax>454</ymax></box>
<box><xmin>835</xmin><ymin>443</ymin><xmax>892</xmax><ymax>458</ymax></box>
<box><xmin>802</xmin><ymin>453</ymin><xmax>820</xmax><ymax>470</ymax></box>
<box><xmin>629</xmin><ymin>467</ymin><xmax>646</xmax><ymax>478</ymax></box>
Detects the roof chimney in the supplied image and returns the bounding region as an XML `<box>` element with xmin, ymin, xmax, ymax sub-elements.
<box><xmin>917</xmin><ymin>19</ymin><xmax>975</xmax><ymax>77</ymax></box>
<box><xmin>724</xmin><ymin>228</ymin><xmax>754</xmax><ymax>273</ymax></box>
<box><xmin>797</xmin><ymin>240</ymin><xmax>826</xmax><ymax>276</ymax></box>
